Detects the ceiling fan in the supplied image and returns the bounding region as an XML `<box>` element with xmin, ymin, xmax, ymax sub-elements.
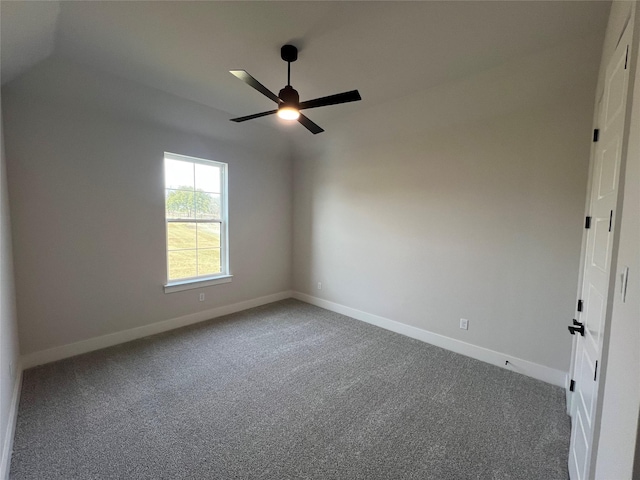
<box><xmin>229</xmin><ymin>45</ymin><xmax>361</xmax><ymax>134</ymax></box>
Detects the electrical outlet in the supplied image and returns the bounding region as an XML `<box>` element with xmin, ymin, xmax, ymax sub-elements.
<box><xmin>460</xmin><ymin>318</ymin><xmax>469</xmax><ymax>330</ymax></box>
<box><xmin>199</xmin><ymin>293</ymin><xmax>205</xmax><ymax>302</ymax></box>
<box><xmin>317</xmin><ymin>282</ymin><xmax>322</xmax><ymax>290</ymax></box>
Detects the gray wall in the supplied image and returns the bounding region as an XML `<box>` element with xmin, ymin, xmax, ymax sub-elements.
<box><xmin>0</xmin><ymin>99</ymin><xmax>20</xmax><ymax>475</ymax></box>
<box><xmin>292</xmin><ymin>35</ymin><xmax>603</xmax><ymax>372</ymax></box>
<box><xmin>2</xmin><ymin>58</ymin><xmax>293</xmax><ymax>355</ymax></box>
<box><xmin>1</xmin><ymin>22</ymin><xmax>606</xmax><ymax>376</ymax></box>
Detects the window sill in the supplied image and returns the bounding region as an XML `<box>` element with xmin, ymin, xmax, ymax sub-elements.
<box><xmin>164</xmin><ymin>275</ymin><xmax>233</xmax><ymax>293</ymax></box>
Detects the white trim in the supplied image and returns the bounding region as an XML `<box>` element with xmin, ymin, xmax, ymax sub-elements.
<box><xmin>164</xmin><ymin>274</ymin><xmax>233</xmax><ymax>293</ymax></box>
<box><xmin>21</xmin><ymin>291</ymin><xmax>292</xmax><ymax>369</ymax></box>
<box><xmin>292</xmin><ymin>292</ymin><xmax>567</xmax><ymax>388</ymax></box>
<box><xmin>1</xmin><ymin>365</ymin><xmax>22</xmax><ymax>480</ymax></box>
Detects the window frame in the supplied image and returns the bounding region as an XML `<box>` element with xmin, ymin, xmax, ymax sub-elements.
<box><xmin>163</xmin><ymin>152</ymin><xmax>231</xmax><ymax>293</ymax></box>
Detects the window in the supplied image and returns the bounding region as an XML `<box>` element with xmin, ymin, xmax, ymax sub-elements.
<box><xmin>164</xmin><ymin>152</ymin><xmax>230</xmax><ymax>292</ymax></box>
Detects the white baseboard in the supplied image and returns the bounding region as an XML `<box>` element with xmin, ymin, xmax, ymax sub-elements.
<box><xmin>292</xmin><ymin>291</ymin><xmax>567</xmax><ymax>388</ymax></box>
<box><xmin>20</xmin><ymin>288</ymin><xmax>568</xmax><ymax>388</ymax></box>
<box><xmin>1</xmin><ymin>365</ymin><xmax>22</xmax><ymax>480</ymax></box>
<box><xmin>21</xmin><ymin>291</ymin><xmax>293</xmax><ymax>369</ymax></box>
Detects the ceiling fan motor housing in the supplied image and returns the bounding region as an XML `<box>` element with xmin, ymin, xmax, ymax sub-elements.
<box><xmin>278</xmin><ymin>85</ymin><xmax>299</xmax><ymax>108</ymax></box>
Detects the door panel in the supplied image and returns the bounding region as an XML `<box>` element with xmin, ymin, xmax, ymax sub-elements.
<box><xmin>585</xmin><ymin>284</ymin><xmax>604</xmax><ymax>348</ymax></box>
<box><xmin>590</xmin><ymin>218</ymin><xmax>610</xmax><ymax>272</ymax></box>
<box><xmin>576</xmin><ymin>346</ymin><xmax>596</xmax><ymax>426</ymax></box>
<box><xmin>597</xmin><ymin>138</ymin><xmax>620</xmax><ymax>198</ymax></box>
<box><xmin>570</xmin><ymin>410</ymin><xmax>589</xmax><ymax>480</ymax></box>
<box><xmin>603</xmin><ymin>49</ymin><xmax>628</xmax><ymax>128</ymax></box>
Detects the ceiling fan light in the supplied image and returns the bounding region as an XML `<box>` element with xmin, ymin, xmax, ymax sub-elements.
<box><xmin>277</xmin><ymin>106</ymin><xmax>300</xmax><ymax>121</ymax></box>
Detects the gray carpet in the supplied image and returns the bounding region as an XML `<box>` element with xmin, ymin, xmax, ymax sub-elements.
<box><xmin>10</xmin><ymin>299</ymin><xmax>570</xmax><ymax>479</ymax></box>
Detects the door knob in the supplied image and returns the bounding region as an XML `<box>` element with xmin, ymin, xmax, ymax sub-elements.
<box><xmin>568</xmin><ymin>319</ymin><xmax>584</xmax><ymax>336</ymax></box>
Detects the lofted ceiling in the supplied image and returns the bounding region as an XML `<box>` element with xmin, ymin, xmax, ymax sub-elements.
<box><xmin>1</xmin><ymin>0</ymin><xmax>60</xmax><ymax>84</ymax></box>
<box><xmin>1</xmin><ymin>1</ymin><xmax>610</xmax><ymax>130</ymax></box>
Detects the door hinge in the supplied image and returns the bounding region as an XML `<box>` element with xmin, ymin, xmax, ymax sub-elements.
<box><xmin>585</xmin><ymin>216</ymin><xmax>592</xmax><ymax>229</ymax></box>
<box><xmin>609</xmin><ymin>210</ymin><xmax>613</xmax><ymax>232</ymax></box>
<box><xmin>570</xmin><ymin>379</ymin><xmax>576</xmax><ymax>392</ymax></box>
<box><xmin>577</xmin><ymin>300</ymin><xmax>583</xmax><ymax>312</ymax></box>
<box><xmin>593</xmin><ymin>129</ymin><xmax>600</xmax><ymax>142</ymax></box>
<box><xmin>594</xmin><ymin>360</ymin><xmax>599</xmax><ymax>381</ymax></box>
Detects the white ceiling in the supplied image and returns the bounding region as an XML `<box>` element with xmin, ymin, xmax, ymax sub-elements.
<box><xmin>1</xmin><ymin>1</ymin><xmax>610</xmax><ymax>127</ymax></box>
<box><xmin>1</xmin><ymin>0</ymin><xmax>60</xmax><ymax>84</ymax></box>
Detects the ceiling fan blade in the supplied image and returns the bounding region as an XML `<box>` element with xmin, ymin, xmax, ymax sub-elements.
<box><xmin>230</xmin><ymin>70</ymin><xmax>281</xmax><ymax>104</ymax></box>
<box><xmin>230</xmin><ymin>109</ymin><xmax>278</xmax><ymax>122</ymax></box>
<box><xmin>299</xmin><ymin>90</ymin><xmax>361</xmax><ymax>110</ymax></box>
<box><xmin>298</xmin><ymin>114</ymin><xmax>324</xmax><ymax>134</ymax></box>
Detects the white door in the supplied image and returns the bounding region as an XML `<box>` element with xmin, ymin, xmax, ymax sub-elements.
<box><xmin>568</xmin><ymin>25</ymin><xmax>631</xmax><ymax>480</ymax></box>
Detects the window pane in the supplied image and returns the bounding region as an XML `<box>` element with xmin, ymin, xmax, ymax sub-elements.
<box><xmin>166</xmin><ymin>190</ymin><xmax>195</xmax><ymax>219</ymax></box>
<box><xmin>164</xmin><ymin>154</ymin><xmax>227</xmax><ymax>284</ymax></box>
<box><xmin>195</xmin><ymin>163</ymin><xmax>220</xmax><ymax>193</ymax></box>
<box><xmin>168</xmin><ymin>250</ymin><xmax>197</xmax><ymax>280</ymax></box>
<box><xmin>197</xmin><ymin>223</ymin><xmax>220</xmax><ymax>248</ymax></box>
<box><xmin>195</xmin><ymin>193</ymin><xmax>221</xmax><ymax>219</ymax></box>
<box><xmin>167</xmin><ymin>222</ymin><xmax>196</xmax><ymax>250</ymax></box>
<box><xmin>198</xmin><ymin>248</ymin><xmax>221</xmax><ymax>276</ymax></box>
<box><xmin>165</xmin><ymin>159</ymin><xmax>194</xmax><ymax>189</ymax></box>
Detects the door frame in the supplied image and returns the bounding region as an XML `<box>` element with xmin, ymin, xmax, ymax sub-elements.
<box><xmin>566</xmin><ymin>16</ymin><xmax>635</xmax><ymax>480</ymax></box>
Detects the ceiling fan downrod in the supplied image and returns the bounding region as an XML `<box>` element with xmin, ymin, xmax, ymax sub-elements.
<box><xmin>280</xmin><ymin>44</ymin><xmax>298</xmax><ymax>87</ymax></box>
